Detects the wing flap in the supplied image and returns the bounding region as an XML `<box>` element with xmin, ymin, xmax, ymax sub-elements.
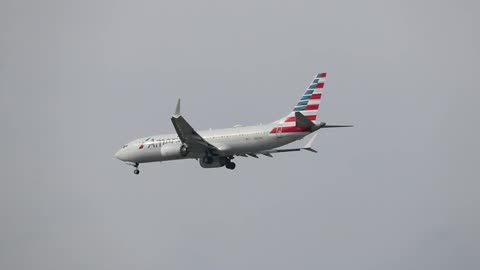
<box><xmin>237</xmin><ymin>134</ymin><xmax>318</xmax><ymax>157</ymax></box>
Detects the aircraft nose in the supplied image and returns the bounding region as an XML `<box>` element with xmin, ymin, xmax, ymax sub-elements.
<box><xmin>115</xmin><ymin>149</ymin><xmax>124</xmax><ymax>160</ymax></box>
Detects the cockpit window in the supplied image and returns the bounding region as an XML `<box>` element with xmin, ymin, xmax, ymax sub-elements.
<box><xmin>122</xmin><ymin>144</ymin><xmax>128</xmax><ymax>148</ymax></box>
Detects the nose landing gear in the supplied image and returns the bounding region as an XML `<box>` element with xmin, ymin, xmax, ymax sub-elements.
<box><xmin>133</xmin><ymin>163</ymin><xmax>140</xmax><ymax>175</ymax></box>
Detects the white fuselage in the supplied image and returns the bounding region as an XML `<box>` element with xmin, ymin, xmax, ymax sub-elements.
<box><xmin>115</xmin><ymin>123</ymin><xmax>310</xmax><ymax>164</ymax></box>
<box><xmin>114</xmin><ymin>72</ymin><xmax>350</xmax><ymax>173</ymax></box>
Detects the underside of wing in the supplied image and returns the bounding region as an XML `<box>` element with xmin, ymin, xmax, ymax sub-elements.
<box><xmin>237</xmin><ymin>134</ymin><xmax>318</xmax><ymax>158</ymax></box>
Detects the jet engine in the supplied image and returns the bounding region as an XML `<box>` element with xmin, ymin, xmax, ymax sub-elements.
<box><xmin>199</xmin><ymin>156</ymin><xmax>227</xmax><ymax>168</ymax></box>
<box><xmin>179</xmin><ymin>144</ymin><xmax>190</xmax><ymax>157</ymax></box>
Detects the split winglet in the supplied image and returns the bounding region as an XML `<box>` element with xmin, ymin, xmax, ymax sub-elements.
<box><xmin>303</xmin><ymin>134</ymin><xmax>318</xmax><ymax>153</ymax></box>
<box><xmin>173</xmin><ymin>98</ymin><xmax>181</xmax><ymax>117</ymax></box>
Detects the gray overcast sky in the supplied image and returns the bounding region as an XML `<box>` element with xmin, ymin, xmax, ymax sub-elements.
<box><xmin>1</xmin><ymin>0</ymin><xmax>479</xmax><ymax>269</ymax></box>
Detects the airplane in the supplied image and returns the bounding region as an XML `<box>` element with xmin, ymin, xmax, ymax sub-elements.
<box><xmin>115</xmin><ymin>72</ymin><xmax>352</xmax><ymax>174</ymax></box>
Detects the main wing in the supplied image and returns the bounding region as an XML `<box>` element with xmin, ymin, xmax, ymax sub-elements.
<box><xmin>238</xmin><ymin>134</ymin><xmax>318</xmax><ymax>158</ymax></box>
<box><xmin>171</xmin><ymin>99</ymin><xmax>220</xmax><ymax>155</ymax></box>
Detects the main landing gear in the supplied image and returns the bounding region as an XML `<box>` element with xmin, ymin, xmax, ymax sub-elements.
<box><xmin>225</xmin><ymin>156</ymin><xmax>236</xmax><ymax>170</ymax></box>
<box><xmin>200</xmin><ymin>155</ymin><xmax>236</xmax><ymax>170</ymax></box>
<box><xmin>225</xmin><ymin>161</ymin><xmax>236</xmax><ymax>170</ymax></box>
<box><xmin>133</xmin><ymin>163</ymin><xmax>140</xmax><ymax>175</ymax></box>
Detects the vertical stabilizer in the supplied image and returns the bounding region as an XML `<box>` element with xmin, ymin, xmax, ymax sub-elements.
<box><xmin>276</xmin><ymin>73</ymin><xmax>326</xmax><ymax>124</ymax></box>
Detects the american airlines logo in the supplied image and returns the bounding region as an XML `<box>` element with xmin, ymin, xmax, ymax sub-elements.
<box><xmin>138</xmin><ymin>139</ymin><xmax>179</xmax><ymax>150</ymax></box>
<box><xmin>139</xmin><ymin>143</ymin><xmax>162</xmax><ymax>149</ymax></box>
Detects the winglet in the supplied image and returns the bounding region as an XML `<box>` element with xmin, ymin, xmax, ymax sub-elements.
<box><xmin>173</xmin><ymin>99</ymin><xmax>181</xmax><ymax>117</ymax></box>
<box><xmin>303</xmin><ymin>134</ymin><xmax>318</xmax><ymax>153</ymax></box>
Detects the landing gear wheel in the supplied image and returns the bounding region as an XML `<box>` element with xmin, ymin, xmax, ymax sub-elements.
<box><xmin>225</xmin><ymin>162</ymin><xmax>236</xmax><ymax>170</ymax></box>
<box><xmin>133</xmin><ymin>163</ymin><xmax>140</xmax><ymax>175</ymax></box>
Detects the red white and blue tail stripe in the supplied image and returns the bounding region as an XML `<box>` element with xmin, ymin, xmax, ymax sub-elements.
<box><xmin>278</xmin><ymin>73</ymin><xmax>326</xmax><ymax>125</ymax></box>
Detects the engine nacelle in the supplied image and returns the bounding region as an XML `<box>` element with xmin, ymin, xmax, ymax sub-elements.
<box><xmin>199</xmin><ymin>156</ymin><xmax>227</xmax><ymax>168</ymax></box>
<box><xmin>179</xmin><ymin>144</ymin><xmax>190</xmax><ymax>157</ymax></box>
<box><xmin>158</xmin><ymin>143</ymin><xmax>191</xmax><ymax>159</ymax></box>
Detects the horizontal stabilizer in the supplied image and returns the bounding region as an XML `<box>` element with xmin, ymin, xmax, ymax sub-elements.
<box><xmin>295</xmin><ymin>112</ymin><xmax>315</xmax><ymax>128</ymax></box>
<box><xmin>318</xmin><ymin>122</ymin><xmax>354</xmax><ymax>129</ymax></box>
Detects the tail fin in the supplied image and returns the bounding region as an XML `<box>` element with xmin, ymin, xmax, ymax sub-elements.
<box><xmin>276</xmin><ymin>73</ymin><xmax>326</xmax><ymax>124</ymax></box>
